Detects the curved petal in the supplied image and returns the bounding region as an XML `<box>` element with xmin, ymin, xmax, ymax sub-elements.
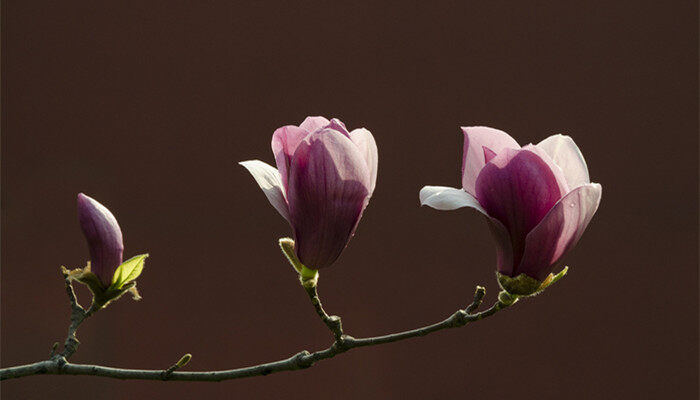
<box><xmin>537</xmin><ymin>134</ymin><xmax>590</xmax><ymax>189</ymax></box>
<box><xmin>299</xmin><ymin>116</ymin><xmax>330</xmax><ymax>134</ymax></box>
<box><xmin>517</xmin><ymin>183</ymin><xmax>602</xmax><ymax>281</ymax></box>
<box><xmin>522</xmin><ymin>144</ymin><xmax>570</xmax><ymax>195</ymax></box>
<box><xmin>419</xmin><ymin>186</ymin><xmax>486</xmax><ymax>214</ymax></box>
<box><xmin>486</xmin><ymin>216</ymin><xmax>515</xmax><ymax>277</ymax></box>
<box><xmin>77</xmin><ymin>193</ymin><xmax>125</xmax><ymax>287</ymax></box>
<box><xmin>349</xmin><ymin>128</ymin><xmax>378</xmax><ymax>193</ymax></box>
<box><xmin>287</xmin><ymin>130</ymin><xmax>371</xmax><ymax>269</ymax></box>
<box><xmin>271</xmin><ymin>125</ymin><xmax>309</xmax><ymax>191</ymax></box>
<box><xmin>328</xmin><ymin>118</ymin><xmax>350</xmax><ymax>137</ymax></box>
<box><xmin>461</xmin><ymin>127</ymin><xmax>521</xmax><ymax>196</ymax></box>
<box><xmin>475</xmin><ymin>148</ymin><xmax>564</xmax><ymax>271</ymax></box>
<box><xmin>239</xmin><ymin>160</ymin><xmax>290</xmax><ymax>221</ymax></box>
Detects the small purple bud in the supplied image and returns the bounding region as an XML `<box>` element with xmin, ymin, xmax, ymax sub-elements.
<box><xmin>77</xmin><ymin>193</ymin><xmax>124</xmax><ymax>287</ymax></box>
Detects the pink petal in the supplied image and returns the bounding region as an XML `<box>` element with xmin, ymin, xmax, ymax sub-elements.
<box><xmin>517</xmin><ymin>183</ymin><xmax>602</xmax><ymax>281</ymax></box>
<box><xmin>475</xmin><ymin>148</ymin><xmax>564</xmax><ymax>272</ymax></box>
<box><xmin>483</xmin><ymin>146</ymin><xmax>497</xmax><ymax>164</ymax></box>
<box><xmin>239</xmin><ymin>160</ymin><xmax>290</xmax><ymax>221</ymax></box>
<box><xmin>299</xmin><ymin>116</ymin><xmax>331</xmax><ymax>134</ymax></box>
<box><xmin>287</xmin><ymin>129</ymin><xmax>372</xmax><ymax>269</ymax></box>
<box><xmin>77</xmin><ymin>193</ymin><xmax>124</xmax><ymax>287</ymax></box>
<box><xmin>522</xmin><ymin>144</ymin><xmax>570</xmax><ymax>195</ymax></box>
<box><xmin>271</xmin><ymin>125</ymin><xmax>309</xmax><ymax>191</ymax></box>
<box><xmin>461</xmin><ymin>127</ymin><xmax>520</xmax><ymax>196</ymax></box>
<box><xmin>537</xmin><ymin>134</ymin><xmax>590</xmax><ymax>189</ymax></box>
<box><xmin>349</xmin><ymin>128</ymin><xmax>378</xmax><ymax>193</ymax></box>
<box><xmin>328</xmin><ymin>118</ymin><xmax>350</xmax><ymax>137</ymax></box>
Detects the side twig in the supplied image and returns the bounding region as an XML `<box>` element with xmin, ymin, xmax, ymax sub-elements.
<box><xmin>303</xmin><ymin>284</ymin><xmax>344</xmax><ymax>342</ymax></box>
<box><xmin>57</xmin><ymin>275</ymin><xmax>98</xmax><ymax>360</ymax></box>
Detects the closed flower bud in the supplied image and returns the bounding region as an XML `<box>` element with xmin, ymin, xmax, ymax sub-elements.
<box><xmin>77</xmin><ymin>193</ymin><xmax>124</xmax><ymax>288</ymax></box>
<box><xmin>420</xmin><ymin>127</ymin><xmax>601</xmax><ymax>295</ymax></box>
<box><xmin>241</xmin><ymin>116</ymin><xmax>378</xmax><ymax>270</ymax></box>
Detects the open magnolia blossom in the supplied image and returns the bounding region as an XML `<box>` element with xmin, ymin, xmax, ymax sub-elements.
<box><xmin>241</xmin><ymin>116</ymin><xmax>378</xmax><ymax>270</ymax></box>
<box><xmin>420</xmin><ymin>127</ymin><xmax>601</xmax><ymax>295</ymax></box>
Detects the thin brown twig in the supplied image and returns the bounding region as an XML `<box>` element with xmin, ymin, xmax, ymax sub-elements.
<box><xmin>0</xmin><ymin>284</ymin><xmax>511</xmax><ymax>382</ymax></box>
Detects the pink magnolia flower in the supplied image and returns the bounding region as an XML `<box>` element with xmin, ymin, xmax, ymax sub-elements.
<box><xmin>420</xmin><ymin>127</ymin><xmax>601</xmax><ymax>283</ymax></box>
<box><xmin>241</xmin><ymin>116</ymin><xmax>378</xmax><ymax>270</ymax></box>
<box><xmin>77</xmin><ymin>193</ymin><xmax>125</xmax><ymax>287</ymax></box>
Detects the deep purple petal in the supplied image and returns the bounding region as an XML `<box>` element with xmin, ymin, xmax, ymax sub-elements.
<box><xmin>299</xmin><ymin>116</ymin><xmax>331</xmax><ymax>134</ymax></box>
<box><xmin>287</xmin><ymin>129</ymin><xmax>371</xmax><ymax>269</ymax></box>
<box><xmin>271</xmin><ymin>125</ymin><xmax>309</xmax><ymax>191</ymax></box>
<box><xmin>461</xmin><ymin>127</ymin><xmax>520</xmax><ymax>196</ymax></box>
<box><xmin>475</xmin><ymin>148</ymin><xmax>564</xmax><ymax>273</ymax></box>
<box><xmin>486</xmin><ymin>216</ymin><xmax>515</xmax><ymax>277</ymax></box>
<box><xmin>517</xmin><ymin>183</ymin><xmax>602</xmax><ymax>280</ymax></box>
<box><xmin>349</xmin><ymin>128</ymin><xmax>378</xmax><ymax>193</ymax></box>
<box><xmin>522</xmin><ymin>144</ymin><xmax>570</xmax><ymax>196</ymax></box>
<box><xmin>77</xmin><ymin>193</ymin><xmax>124</xmax><ymax>287</ymax></box>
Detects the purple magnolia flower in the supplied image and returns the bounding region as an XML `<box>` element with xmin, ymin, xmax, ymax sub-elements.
<box><xmin>420</xmin><ymin>127</ymin><xmax>601</xmax><ymax>282</ymax></box>
<box><xmin>241</xmin><ymin>116</ymin><xmax>378</xmax><ymax>269</ymax></box>
<box><xmin>77</xmin><ymin>193</ymin><xmax>124</xmax><ymax>287</ymax></box>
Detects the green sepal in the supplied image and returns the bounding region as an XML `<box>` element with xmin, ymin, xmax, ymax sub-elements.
<box><xmin>109</xmin><ymin>254</ymin><xmax>148</xmax><ymax>290</ymax></box>
<box><xmin>279</xmin><ymin>238</ymin><xmax>304</xmax><ymax>273</ymax></box>
<box><xmin>278</xmin><ymin>238</ymin><xmax>319</xmax><ymax>288</ymax></box>
<box><xmin>497</xmin><ymin>266</ymin><xmax>569</xmax><ymax>297</ymax></box>
<box><xmin>61</xmin><ymin>260</ymin><xmax>144</xmax><ymax>311</ymax></box>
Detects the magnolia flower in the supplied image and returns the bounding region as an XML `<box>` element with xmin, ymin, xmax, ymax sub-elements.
<box><xmin>241</xmin><ymin>116</ymin><xmax>378</xmax><ymax>270</ymax></box>
<box><xmin>77</xmin><ymin>193</ymin><xmax>125</xmax><ymax>287</ymax></box>
<box><xmin>420</xmin><ymin>127</ymin><xmax>601</xmax><ymax>288</ymax></box>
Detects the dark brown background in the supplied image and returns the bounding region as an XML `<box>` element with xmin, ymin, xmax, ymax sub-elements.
<box><xmin>2</xmin><ymin>1</ymin><xmax>697</xmax><ymax>399</ymax></box>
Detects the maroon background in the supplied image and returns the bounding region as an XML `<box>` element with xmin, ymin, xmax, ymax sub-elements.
<box><xmin>2</xmin><ymin>1</ymin><xmax>698</xmax><ymax>399</ymax></box>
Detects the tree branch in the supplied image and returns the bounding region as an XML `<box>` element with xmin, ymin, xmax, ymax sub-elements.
<box><xmin>58</xmin><ymin>274</ymin><xmax>98</xmax><ymax>360</ymax></box>
<box><xmin>0</xmin><ymin>284</ymin><xmax>513</xmax><ymax>381</ymax></box>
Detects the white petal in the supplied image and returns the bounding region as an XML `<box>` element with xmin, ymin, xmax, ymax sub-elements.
<box><xmin>239</xmin><ymin>160</ymin><xmax>290</xmax><ymax>221</ymax></box>
<box><xmin>349</xmin><ymin>128</ymin><xmax>378</xmax><ymax>194</ymax></box>
<box><xmin>419</xmin><ymin>186</ymin><xmax>487</xmax><ymax>214</ymax></box>
<box><xmin>536</xmin><ymin>134</ymin><xmax>590</xmax><ymax>189</ymax></box>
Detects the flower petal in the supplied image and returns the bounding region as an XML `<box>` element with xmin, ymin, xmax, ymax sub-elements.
<box><xmin>517</xmin><ymin>183</ymin><xmax>602</xmax><ymax>281</ymax></box>
<box><xmin>475</xmin><ymin>148</ymin><xmax>564</xmax><ymax>271</ymax></box>
<box><xmin>461</xmin><ymin>127</ymin><xmax>521</xmax><ymax>196</ymax></box>
<box><xmin>287</xmin><ymin>129</ymin><xmax>371</xmax><ymax>269</ymax></box>
<box><xmin>522</xmin><ymin>144</ymin><xmax>570</xmax><ymax>195</ymax></box>
<box><xmin>77</xmin><ymin>193</ymin><xmax>124</xmax><ymax>287</ymax></box>
<box><xmin>349</xmin><ymin>128</ymin><xmax>378</xmax><ymax>193</ymax></box>
<box><xmin>299</xmin><ymin>116</ymin><xmax>330</xmax><ymax>134</ymax></box>
<box><xmin>537</xmin><ymin>134</ymin><xmax>590</xmax><ymax>189</ymax></box>
<box><xmin>486</xmin><ymin>216</ymin><xmax>515</xmax><ymax>277</ymax></box>
<box><xmin>239</xmin><ymin>160</ymin><xmax>290</xmax><ymax>221</ymax></box>
<box><xmin>419</xmin><ymin>186</ymin><xmax>486</xmax><ymax>214</ymax></box>
<box><xmin>328</xmin><ymin>118</ymin><xmax>350</xmax><ymax>137</ymax></box>
<box><xmin>271</xmin><ymin>125</ymin><xmax>309</xmax><ymax>191</ymax></box>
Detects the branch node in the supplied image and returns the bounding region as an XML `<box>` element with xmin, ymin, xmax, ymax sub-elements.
<box><xmin>162</xmin><ymin>353</ymin><xmax>192</xmax><ymax>380</ymax></box>
<box><xmin>466</xmin><ymin>286</ymin><xmax>486</xmax><ymax>314</ymax></box>
<box><xmin>451</xmin><ymin>310</ymin><xmax>469</xmax><ymax>327</ymax></box>
<box><xmin>294</xmin><ymin>351</ymin><xmax>313</xmax><ymax>369</ymax></box>
<box><xmin>49</xmin><ymin>342</ymin><xmax>59</xmax><ymax>358</ymax></box>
